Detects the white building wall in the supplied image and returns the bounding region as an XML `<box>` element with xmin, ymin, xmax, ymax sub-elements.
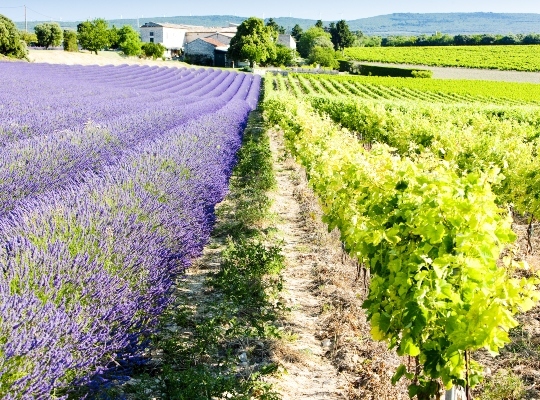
<box><xmin>278</xmin><ymin>34</ymin><xmax>297</xmax><ymax>50</ymax></box>
<box><xmin>140</xmin><ymin>26</ymin><xmax>185</xmax><ymax>48</ymax></box>
<box><xmin>162</xmin><ymin>27</ymin><xmax>186</xmax><ymax>49</ymax></box>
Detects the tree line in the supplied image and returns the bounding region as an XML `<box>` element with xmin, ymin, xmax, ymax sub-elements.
<box><xmin>228</xmin><ymin>17</ymin><xmax>359</xmax><ymax>68</ymax></box>
<box><xmin>380</xmin><ymin>32</ymin><xmax>540</xmax><ymax>47</ymax></box>
<box><xmin>0</xmin><ymin>14</ymin><xmax>166</xmax><ymax>60</ymax></box>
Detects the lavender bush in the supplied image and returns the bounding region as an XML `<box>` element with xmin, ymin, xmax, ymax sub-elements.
<box><xmin>0</xmin><ymin>62</ymin><xmax>261</xmax><ymax>398</ymax></box>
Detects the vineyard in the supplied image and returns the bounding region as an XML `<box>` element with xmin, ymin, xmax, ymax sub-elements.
<box><xmin>0</xmin><ymin>62</ymin><xmax>260</xmax><ymax>398</ymax></box>
<box><xmin>344</xmin><ymin>45</ymin><xmax>540</xmax><ymax>72</ymax></box>
<box><xmin>264</xmin><ymin>72</ymin><xmax>540</xmax><ymax>398</ymax></box>
<box><xmin>2</xmin><ymin>56</ymin><xmax>540</xmax><ymax>399</ymax></box>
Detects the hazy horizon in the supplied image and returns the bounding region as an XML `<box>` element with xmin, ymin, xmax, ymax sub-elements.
<box><xmin>2</xmin><ymin>0</ymin><xmax>540</xmax><ymax>23</ymax></box>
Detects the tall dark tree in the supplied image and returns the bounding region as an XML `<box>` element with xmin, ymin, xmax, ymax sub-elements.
<box><xmin>266</xmin><ymin>18</ymin><xmax>285</xmax><ymax>38</ymax></box>
<box><xmin>329</xmin><ymin>19</ymin><xmax>355</xmax><ymax>51</ymax></box>
<box><xmin>328</xmin><ymin>22</ymin><xmax>336</xmax><ymax>36</ymax></box>
<box><xmin>228</xmin><ymin>17</ymin><xmax>276</xmax><ymax>67</ymax></box>
<box><xmin>291</xmin><ymin>24</ymin><xmax>303</xmax><ymax>41</ymax></box>
<box><xmin>34</xmin><ymin>22</ymin><xmax>63</xmax><ymax>49</ymax></box>
<box><xmin>315</xmin><ymin>19</ymin><xmax>324</xmax><ymax>29</ymax></box>
<box><xmin>77</xmin><ymin>18</ymin><xmax>110</xmax><ymax>55</ymax></box>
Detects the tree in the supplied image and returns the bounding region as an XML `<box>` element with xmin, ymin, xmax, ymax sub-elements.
<box><xmin>34</xmin><ymin>22</ymin><xmax>63</xmax><ymax>49</ymax></box>
<box><xmin>291</xmin><ymin>24</ymin><xmax>303</xmax><ymax>41</ymax></box>
<box><xmin>77</xmin><ymin>18</ymin><xmax>110</xmax><ymax>55</ymax></box>
<box><xmin>19</xmin><ymin>31</ymin><xmax>37</xmax><ymax>46</ymax></box>
<box><xmin>266</xmin><ymin>18</ymin><xmax>285</xmax><ymax>40</ymax></box>
<box><xmin>329</xmin><ymin>19</ymin><xmax>355</xmax><ymax>51</ymax></box>
<box><xmin>308</xmin><ymin>46</ymin><xmax>338</xmax><ymax>68</ymax></box>
<box><xmin>312</xmin><ymin>35</ymin><xmax>334</xmax><ymax>49</ymax></box>
<box><xmin>315</xmin><ymin>19</ymin><xmax>324</xmax><ymax>29</ymax></box>
<box><xmin>108</xmin><ymin>26</ymin><xmax>120</xmax><ymax>49</ymax></box>
<box><xmin>118</xmin><ymin>25</ymin><xmax>142</xmax><ymax>56</ymax></box>
<box><xmin>228</xmin><ymin>17</ymin><xmax>276</xmax><ymax>67</ymax></box>
<box><xmin>269</xmin><ymin>44</ymin><xmax>296</xmax><ymax>67</ymax></box>
<box><xmin>297</xmin><ymin>26</ymin><xmax>331</xmax><ymax>58</ymax></box>
<box><xmin>63</xmin><ymin>30</ymin><xmax>78</xmax><ymax>52</ymax></box>
<box><xmin>141</xmin><ymin>42</ymin><xmax>165</xmax><ymax>59</ymax></box>
<box><xmin>0</xmin><ymin>14</ymin><xmax>28</xmax><ymax>59</ymax></box>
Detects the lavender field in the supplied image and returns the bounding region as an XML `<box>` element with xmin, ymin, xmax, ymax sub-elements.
<box><xmin>0</xmin><ymin>62</ymin><xmax>261</xmax><ymax>398</ymax></box>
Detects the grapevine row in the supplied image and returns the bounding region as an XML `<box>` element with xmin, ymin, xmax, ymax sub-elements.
<box><xmin>270</xmin><ymin>72</ymin><xmax>540</xmax><ymax>105</ymax></box>
<box><xmin>262</xmin><ymin>85</ymin><xmax>539</xmax><ymax>398</ymax></box>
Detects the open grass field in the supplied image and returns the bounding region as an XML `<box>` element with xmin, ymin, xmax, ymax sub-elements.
<box><xmin>28</xmin><ymin>48</ymin><xmax>189</xmax><ymax>67</ymax></box>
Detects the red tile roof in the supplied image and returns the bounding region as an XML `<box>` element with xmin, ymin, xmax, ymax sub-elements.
<box><xmin>201</xmin><ymin>37</ymin><xmax>226</xmax><ymax>47</ymax></box>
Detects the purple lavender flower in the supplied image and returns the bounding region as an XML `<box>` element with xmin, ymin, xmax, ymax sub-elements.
<box><xmin>0</xmin><ymin>62</ymin><xmax>261</xmax><ymax>398</ymax></box>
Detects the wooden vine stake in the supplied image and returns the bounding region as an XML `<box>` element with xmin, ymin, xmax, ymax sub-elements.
<box><xmin>465</xmin><ymin>350</ymin><xmax>471</xmax><ymax>400</ymax></box>
<box><xmin>526</xmin><ymin>214</ymin><xmax>534</xmax><ymax>254</ymax></box>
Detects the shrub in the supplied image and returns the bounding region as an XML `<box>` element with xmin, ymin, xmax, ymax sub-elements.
<box><xmin>19</xmin><ymin>31</ymin><xmax>37</xmax><ymax>46</ymax></box>
<box><xmin>351</xmin><ymin>63</ymin><xmax>432</xmax><ymax>78</ymax></box>
<box><xmin>141</xmin><ymin>42</ymin><xmax>165</xmax><ymax>59</ymax></box>
<box><xmin>63</xmin><ymin>30</ymin><xmax>78</xmax><ymax>52</ymax></box>
<box><xmin>411</xmin><ymin>70</ymin><xmax>433</xmax><ymax>78</ymax></box>
<box><xmin>338</xmin><ymin>59</ymin><xmax>351</xmax><ymax>72</ymax></box>
<box><xmin>185</xmin><ymin>54</ymin><xmax>213</xmax><ymax>66</ymax></box>
<box><xmin>308</xmin><ymin>46</ymin><xmax>339</xmax><ymax>69</ymax></box>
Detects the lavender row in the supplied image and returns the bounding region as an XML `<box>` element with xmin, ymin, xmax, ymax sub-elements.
<box><xmin>0</xmin><ymin>65</ymin><xmax>252</xmax><ymax>144</ymax></box>
<box><xmin>0</xmin><ymin>98</ymin><xmax>256</xmax><ymax>399</ymax></box>
<box><xmin>0</xmin><ymin>72</ymin><xmax>259</xmax><ymax>214</ymax></box>
<box><xmin>0</xmin><ymin>97</ymin><xmax>227</xmax><ymax>215</ymax></box>
<box><xmin>0</xmin><ymin>63</ymin><xmax>212</xmax><ymax>111</ymax></box>
<box><xmin>0</xmin><ymin>65</ymin><xmax>209</xmax><ymax>123</ymax></box>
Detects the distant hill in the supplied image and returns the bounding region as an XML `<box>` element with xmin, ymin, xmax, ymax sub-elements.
<box><xmin>347</xmin><ymin>13</ymin><xmax>540</xmax><ymax>35</ymax></box>
<box><xmin>13</xmin><ymin>12</ymin><xmax>540</xmax><ymax>36</ymax></box>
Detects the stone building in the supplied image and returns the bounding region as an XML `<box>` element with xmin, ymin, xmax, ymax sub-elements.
<box><xmin>184</xmin><ymin>37</ymin><xmax>230</xmax><ymax>67</ymax></box>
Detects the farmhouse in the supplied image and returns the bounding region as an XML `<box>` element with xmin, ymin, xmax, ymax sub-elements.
<box><xmin>139</xmin><ymin>22</ymin><xmax>236</xmax><ymax>61</ymax></box>
<box><xmin>139</xmin><ymin>22</ymin><xmax>188</xmax><ymax>58</ymax></box>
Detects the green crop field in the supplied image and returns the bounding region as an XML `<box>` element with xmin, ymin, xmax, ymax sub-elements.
<box><xmin>263</xmin><ymin>71</ymin><xmax>540</xmax><ymax>398</ymax></box>
<box><xmin>274</xmin><ymin>73</ymin><xmax>540</xmax><ymax>104</ymax></box>
<box><xmin>344</xmin><ymin>45</ymin><xmax>540</xmax><ymax>71</ymax></box>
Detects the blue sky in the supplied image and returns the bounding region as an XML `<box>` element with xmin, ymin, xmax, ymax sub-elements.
<box><xmin>2</xmin><ymin>0</ymin><xmax>540</xmax><ymax>22</ymax></box>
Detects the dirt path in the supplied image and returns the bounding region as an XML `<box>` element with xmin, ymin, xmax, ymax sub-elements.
<box><xmin>267</xmin><ymin>130</ymin><xmax>348</xmax><ymax>399</ymax></box>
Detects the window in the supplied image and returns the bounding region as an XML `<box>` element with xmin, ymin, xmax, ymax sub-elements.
<box><xmin>149</xmin><ymin>31</ymin><xmax>154</xmax><ymax>37</ymax></box>
<box><xmin>150</xmin><ymin>38</ymin><xmax>154</xmax><ymax>43</ymax></box>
